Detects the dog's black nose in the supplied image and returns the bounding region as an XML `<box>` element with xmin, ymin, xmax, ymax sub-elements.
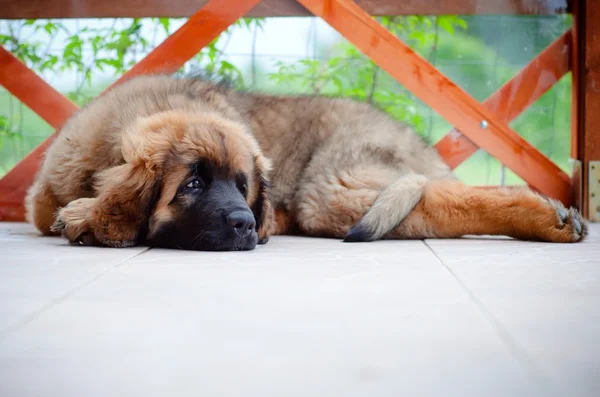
<box><xmin>226</xmin><ymin>211</ymin><xmax>256</xmax><ymax>237</ymax></box>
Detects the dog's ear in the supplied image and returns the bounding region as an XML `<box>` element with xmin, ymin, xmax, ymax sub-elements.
<box><xmin>121</xmin><ymin>112</ymin><xmax>187</xmax><ymax>173</ymax></box>
<box><xmin>251</xmin><ymin>154</ymin><xmax>274</xmax><ymax>244</ymax></box>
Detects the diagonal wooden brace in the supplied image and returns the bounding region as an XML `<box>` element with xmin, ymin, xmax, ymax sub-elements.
<box><xmin>435</xmin><ymin>30</ymin><xmax>572</xmax><ymax>169</ymax></box>
<box><xmin>298</xmin><ymin>0</ymin><xmax>572</xmax><ymax>205</ymax></box>
<box><xmin>0</xmin><ymin>47</ymin><xmax>78</xmax><ymax>220</ymax></box>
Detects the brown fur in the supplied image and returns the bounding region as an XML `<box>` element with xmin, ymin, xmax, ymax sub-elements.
<box><xmin>26</xmin><ymin>75</ymin><xmax>587</xmax><ymax>249</ymax></box>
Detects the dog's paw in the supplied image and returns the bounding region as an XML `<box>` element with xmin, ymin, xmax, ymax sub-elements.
<box><xmin>50</xmin><ymin>216</ymin><xmax>66</xmax><ymax>234</ymax></box>
<box><xmin>102</xmin><ymin>239</ymin><xmax>137</xmax><ymax>248</ymax></box>
<box><xmin>53</xmin><ymin>198</ymin><xmax>95</xmax><ymax>245</ymax></box>
<box><xmin>542</xmin><ymin>199</ymin><xmax>588</xmax><ymax>243</ymax></box>
<box><xmin>52</xmin><ymin>198</ymin><xmax>137</xmax><ymax>248</ymax></box>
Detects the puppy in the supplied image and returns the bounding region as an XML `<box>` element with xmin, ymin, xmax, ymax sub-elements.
<box><xmin>26</xmin><ymin>75</ymin><xmax>587</xmax><ymax>250</ymax></box>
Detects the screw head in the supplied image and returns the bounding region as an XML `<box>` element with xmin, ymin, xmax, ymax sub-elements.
<box><xmin>480</xmin><ymin>120</ymin><xmax>488</xmax><ymax>129</ymax></box>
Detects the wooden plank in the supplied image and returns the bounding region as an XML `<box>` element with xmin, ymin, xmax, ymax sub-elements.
<box><xmin>574</xmin><ymin>0</ymin><xmax>600</xmax><ymax>219</ymax></box>
<box><xmin>571</xmin><ymin>1</ymin><xmax>582</xmax><ymax>212</ymax></box>
<box><xmin>298</xmin><ymin>0</ymin><xmax>572</xmax><ymax>204</ymax></box>
<box><xmin>435</xmin><ymin>30</ymin><xmax>572</xmax><ymax>170</ymax></box>
<box><xmin>0</xmin><ymin>46</ymin><xmax>78</xmax><ymax>129</ymax></box>
<box><xmin>571</xmin><ymin>26</ymin><xmax>580</xmax><ymax>162</ymax></box>
<box><xmin>0</xmin><ymin>140</ymin><xmax>55</xmax><ymax>221</ymax></box>
<box><xmin>0</xmin><ymin>0</ymin><xmax>571</xmax><ymax>19</ymax></box>
<box><xmin>0</xmin><ymin>46</ymin><xmax>77</xmax><ymax>221</ymax></box>
<box><xmin>0</xmin><ymin>0</ymin><xmax>261</xmax><ymax>221</ymax></box>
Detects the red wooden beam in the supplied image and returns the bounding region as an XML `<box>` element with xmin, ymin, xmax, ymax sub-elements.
<box><xmin>571</xmin><ymin>0</ymin><xmax>582</xmax><ymax>164</ymax></box>
<box><xmin>0</xmin><ymin>0</ymin><xmax>264</xmax><ymax>221</ymax></box>
<box><xmin>0</xmin><ymin>47</ymin><xmax>78</xmax><ymax>220</ymax></box>
<box><xmin>298</xmin><ymin>0</ymin><xmax>572</xmax><ymax>205</ymax></box>
<box><xmin>570</xmin><ymin>4</ymin><xmax>583</xmax><ymax>212</ymax></box>
<box><xmin>0</xmin><ymin>47</ymin><xmax>78</xmax><ymax>129</ymax></box>
<box><xmin>435</xmin><ymin>29</ymin><xmax>572</xmax><ymax>170</ymax></box>
<box><xmin>0</xmin><ymin>0</ymin><xmax>570</xmax><ymax>19</ymax></box>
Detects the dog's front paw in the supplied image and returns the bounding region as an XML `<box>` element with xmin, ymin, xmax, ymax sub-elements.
<box><xmin>53</xmin><ymin>198</ymin><xmax>96</xmax><ymax>245</ymax></box>
<box><xmin>50</xmin><ymin>216</ymin><xmax>66</xmax><ymax>234</ymax></box>
<box><xmin>53</xmin><ymin>198</ymin><xmax>137</xmax><ymax>248</ymax></box>
<box><xmin>102</xmin><ymin>239</ymin><xmax>137</xmax><ymax>248</ymax></box>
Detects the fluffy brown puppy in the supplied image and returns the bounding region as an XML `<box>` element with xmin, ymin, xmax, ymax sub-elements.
<box><xmin>26</xmin><ymin>75</ymin><xmax>587</xmax><ymax>250</ymax></box>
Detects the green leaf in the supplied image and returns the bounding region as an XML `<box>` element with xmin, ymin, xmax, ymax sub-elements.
<box><xmin>331</xmin><ymin>76</ymin><xmax>344</xmax><ymax>92</ymax></box>
<box><xmin>438</xmin><ymin>17</ymin><xmax>455</xmax><ymax>35</ymax></box>
<box><xmin>456</xmin><ymin>18</ymin><xmax>468</xmax><ymax>30</ymax></box>
<box><xmin>159</xmin><ymin>18</ymin><xmax>171</xmax><ymax>34</ymax></box>
<box><xmin>39</xmin><ymin>55</ymin><xmax>59</xmax><ymax>71</ymax></box>
<box><xmin>409</xmin><ymin>31</ymin><xmax>426</xmax><ymax>47</ymax></box>
<box><xmin>43</xmin><ymin>22</ymin><xmax>57</xmax><ymax>35</ymax></box>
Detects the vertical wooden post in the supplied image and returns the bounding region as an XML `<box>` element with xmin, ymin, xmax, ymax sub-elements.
<box><xmin>571</xmin><ymin>2</ymin><xmax>582</xmax><ymax>212</ymax></box>
<box><xmin>573</xmin><ymin>0</ymin><xmax>600</xmax><ymax>220</ymax></box>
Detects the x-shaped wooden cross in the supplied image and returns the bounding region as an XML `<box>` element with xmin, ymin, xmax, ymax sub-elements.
<box><xmin>0</xmin><ymin>0</ymin><xmax>573</xmax><ymax>221</ymax></box>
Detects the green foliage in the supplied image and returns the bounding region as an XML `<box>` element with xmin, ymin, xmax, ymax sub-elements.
<box><xmin>0</xmin><ymin>17</ymin><xmax>265</xmax><ymax>102</ymax></box>
<box><xmin>0</xmin><ymin>17</ymin><xmax>266</xmax><ymax>173</ymax></box>
<box><xmin>0</xmin><ymin>114</ymin><xmax>21</xmax><ymax>150</ymax></box>
<box><xmin>2</xmin><ymin>16</ymin><xmax>462</xmax><ymax>142</ymax></box>
<box><xmin>182</xmin><ymin>18</ymin><xmax>264</xmax><ymax>87</ymax></box>
<box><xmin>267</xmin><ymin>16</ymin><xmax>468</xmax><ymax>138</ymax></box>
<box><xmin>0</xmin><ymin>15</ymin><xmax>573</xmax><ymax>184</ymax></box>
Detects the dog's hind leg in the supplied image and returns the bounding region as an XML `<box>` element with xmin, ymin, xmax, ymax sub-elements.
<box><xmin>296</xmin><ymin>169</ymin><xmax>587</xmax><ymax>243</ymax></box>
<box><xmin>295</xmin><ymin>184</ymin><xmax>378</xmax><ymax>238</ymax></box>
<box><xmin>382</xmin><ymin>181</ymin><xmax>587</xmax><ymax>243</ymax></box>
<box><xmin>295</xmin><ymin>169</ymin><xmax>424</xmax><ymax>239</ymax></box>
<box><xmin>343</xmin><ymin>174</ymin><xmax>428</xmax><ymax>242</ymax></box>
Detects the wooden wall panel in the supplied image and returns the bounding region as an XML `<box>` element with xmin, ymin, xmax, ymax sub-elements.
<box><xmin>0</xmin><ymin>0</ymin><xmax>570</xmax><ymax>19</ymax></box>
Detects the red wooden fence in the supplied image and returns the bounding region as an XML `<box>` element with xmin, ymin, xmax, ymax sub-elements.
<box><xmin>0</xmin><ymin>0</ymin><xmax>595</xmax><ymax>220</ymax></box>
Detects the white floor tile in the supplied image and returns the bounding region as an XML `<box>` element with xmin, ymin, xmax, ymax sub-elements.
<box><xmin>424</xmin><ymin>224</ymin><xmax>600</xmax><ymax>397</ymax></box>
<box><xmin>0</xmin><ymin>224</ymin><xmax>147</xmax><ymax>333</ymax></box>
<box><xmin>2</xmin><ymin>223</ymin><xmax>596</xmax><ymax>397</ymax></box>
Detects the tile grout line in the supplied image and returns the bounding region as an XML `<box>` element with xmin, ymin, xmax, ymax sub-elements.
<box><xmin>421</xmin><ymin>239</ymin><xmax>551</xmax><ymax>385</ymax></box>
<box><xmin>0</xmin><ymin>247</ymin><xmax>153</xmax><ymax>343</ymax></box>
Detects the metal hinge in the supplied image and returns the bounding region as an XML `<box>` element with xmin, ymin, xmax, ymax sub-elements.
<box><xmin>590</xmin><ymin>161</ymin><xmax>600</xmax><ymax>222</ymax></box>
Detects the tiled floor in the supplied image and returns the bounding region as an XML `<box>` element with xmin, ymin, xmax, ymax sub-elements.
<box><xmin>0</xmin><ymin>222</ymin><xmax>598</xmax><ymax>397</ymax></box>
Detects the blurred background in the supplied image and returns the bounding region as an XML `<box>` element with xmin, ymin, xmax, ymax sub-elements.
<box><xmin>0</xmin><ymin>14</ymin><xmax>573</xmax><ymax>185</ymax></box>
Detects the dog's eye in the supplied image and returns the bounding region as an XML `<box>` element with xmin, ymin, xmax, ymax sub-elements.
<box><xmin>236</xmin><ymin>173</ymin><xmax>248</xmax><ymax>197</ymax></box>
<box><xmin>186</xmin><ymin>179</ymin><xmax>203</xmax><ymax>190</ymax></box>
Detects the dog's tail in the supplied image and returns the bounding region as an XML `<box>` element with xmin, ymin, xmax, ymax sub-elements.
<box><xmin>344</xmin><ymin>174</ymin><xmax>428</xmax><ymax>242</ymax></box>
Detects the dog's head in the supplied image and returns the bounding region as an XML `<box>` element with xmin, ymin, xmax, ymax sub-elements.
<box><xmin>101</xmin><ymin>110</ymin><xmax>273</xmax><ymax>251</ymax></box>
